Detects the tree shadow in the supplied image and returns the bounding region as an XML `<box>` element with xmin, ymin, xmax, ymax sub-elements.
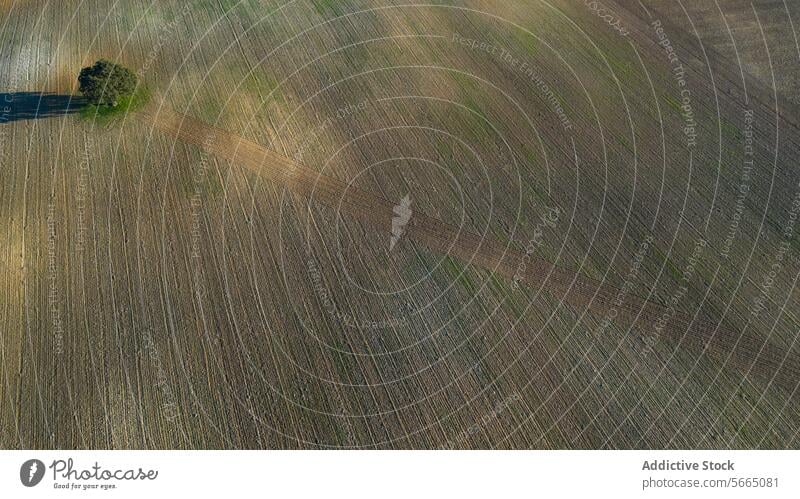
<box><xmin>0</xmin><ymin>92</ymin><xmax>86</xmax><ymax>124</ymax></box>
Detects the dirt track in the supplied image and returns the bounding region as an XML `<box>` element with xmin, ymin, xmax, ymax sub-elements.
<box><xmin>138</xmin><ymin>106</ymin><xmax>799</xmax><ymax>396</ymax></box>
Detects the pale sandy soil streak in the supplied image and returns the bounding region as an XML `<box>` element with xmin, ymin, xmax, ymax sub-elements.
<box><xmin>138</xmin><ymin>106</ymin><xmax>799</xmax><ymax>396</ymax></box>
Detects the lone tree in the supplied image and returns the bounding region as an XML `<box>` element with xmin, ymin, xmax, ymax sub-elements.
<box><xmin>78</xmin><ymin>59</ymin><xmax>137</xmax><ymax>107</ymax></box>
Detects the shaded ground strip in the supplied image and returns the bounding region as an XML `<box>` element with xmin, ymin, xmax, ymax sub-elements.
<box><xmin>0</xmin><ymin>92</ymin><xmax>85</xmax><ymax>123</ymax></box>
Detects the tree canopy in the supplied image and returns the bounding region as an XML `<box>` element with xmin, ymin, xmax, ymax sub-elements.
<box><xmin>78</xmin><ymin>60</ymin><xmax>138</xmax><ymax>107</ymax></box>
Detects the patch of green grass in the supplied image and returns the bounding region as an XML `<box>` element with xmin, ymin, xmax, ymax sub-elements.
<box><xmin>311</xmin><ymin>0</ymin><xmax>343</xmax><ymax>17</ymax></box>
<box><xmin>553</xmin><ymin>88</ymin><xmax>570</xmax><ymax>111</ymax></box>
<box><xmin>435</xmin><ymin>139</ymin><xmax>453</xmax><ymax>160</ymax></box>
<box><xmin>195</xmin><ymin>93</ymin><xmax>225</xmax><ymax>123</ymax></box>
<box><xmin>201</xmin><ymin>0</ymin><xmax>249</xmax><ymax>14</ymax></box>
<box><xmin>516</xmin><ymin>152</ymin><xmax>548</xmax><ymax>202</ymax></box>
<box><xmin>215</xmin><ymin>0</ymin><xmax>241</xmax><ymax>13</ymax></box>
<box><xmin>720</xmin><ymin>118</ymin><xmax>740</xmax><ymax>141</ymax></box>
<box><xmin>664</xmin><ymin>258</ymin><xmax>682</xmax><ymax>282</ymax></box>
<box><xmin>463</xmin><ymin>99</ymin><xmax>493</xmax><ymax>137</ymax></box>
<box><xmin>617</xmin><ymin>135</ymin><xmax>634</xmax><ymax>155</ymax></box>
<box><xmin>243</xmin><ymin>72</ymin><xmax>284</xmax><ymax>104</ymax></box>
<box><xmin>518</xmin><ymin>33</ymin><xmax>538</xmax><ymax>56</ymax></box>
<box><xmin>442</xmin><ymin>255</ymin><xmax>477</xmax><ymax>295</ymax></box>
<box><xmin>452</xmin><ymin>72</ymin><xmax>494</xmax><ymax>138</ymax></box>
<box><xmin>662</xmin><ymin>93</ymin><xmax>683</xmax><ymax>114</ymax></box>
<box><xmin>789</xmin><ymin>234</ymin><xmax>800</xmax><ymax>253</ymax></box>
<box><xmin>79</xmin><ymin>85</ymin><xmax>150</xmax><ymax>125</ymax></box>
<box><xmin>604</xmin><ymin>51</ymin><xmax>635</xmax><ymax>80</ymax></box>
<box><xmin>650</xmin><ymin>245</ymin><xmax>682</xmax><ymax>282</ymax></box>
